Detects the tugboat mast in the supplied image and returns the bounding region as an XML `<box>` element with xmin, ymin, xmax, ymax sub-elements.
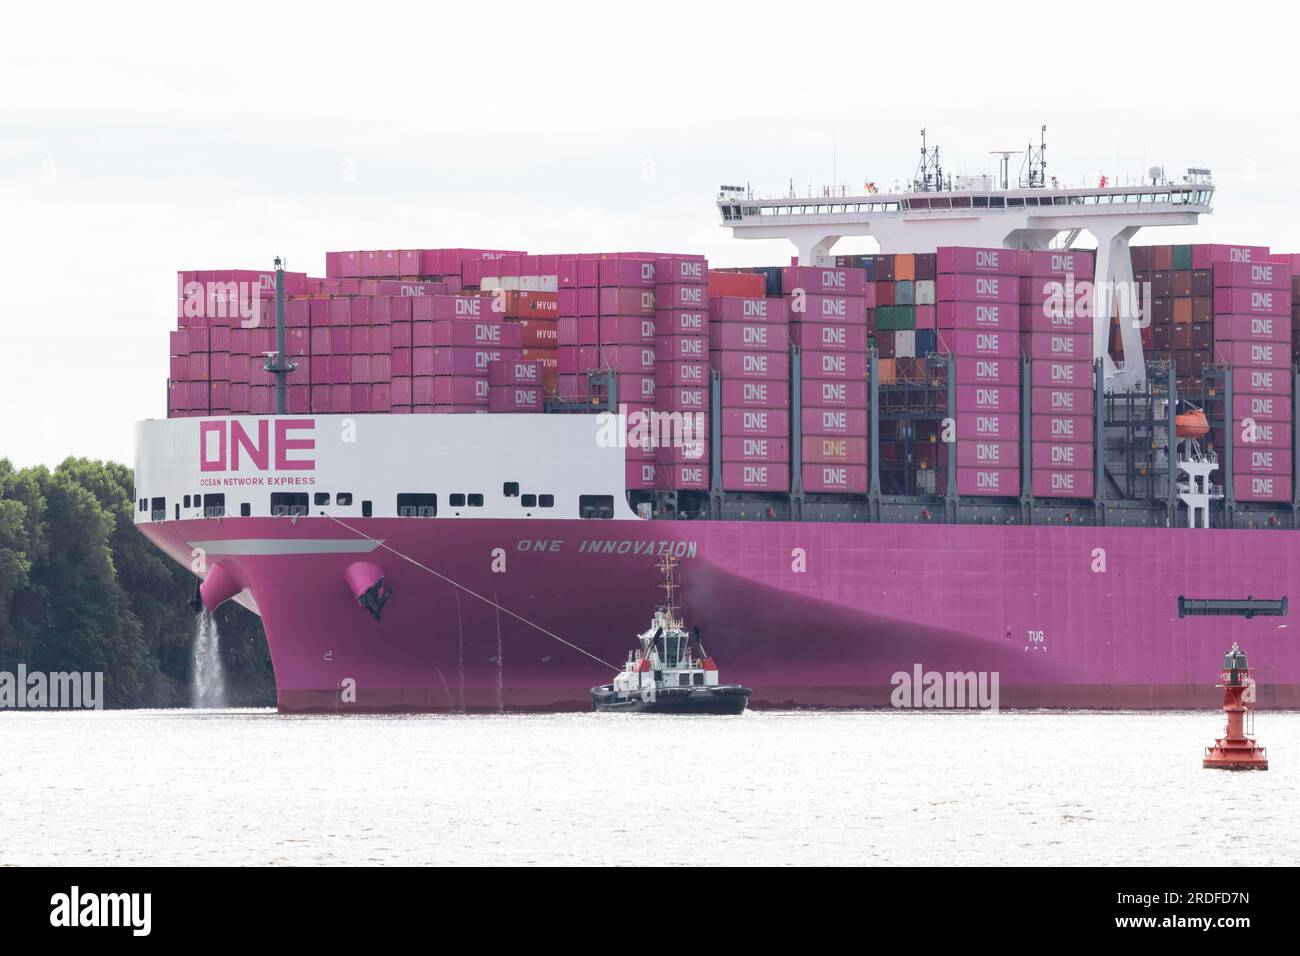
<box><xmin>657</xmin><ymin>553</ymin><xmax>680</xmax><ymax>628</ymax></box>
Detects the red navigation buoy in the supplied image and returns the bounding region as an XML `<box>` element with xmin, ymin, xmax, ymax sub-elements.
<box><xmin>1203</xmin><ymin>643</ymin><xmax>1269</xmax><ymax>771</ymax></box>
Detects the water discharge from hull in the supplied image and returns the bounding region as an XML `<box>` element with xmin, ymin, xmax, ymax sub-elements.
<box><xmin>192</xmin><ymin>610</ymin><xmax>228</xmax><ymax>709</ymax></box>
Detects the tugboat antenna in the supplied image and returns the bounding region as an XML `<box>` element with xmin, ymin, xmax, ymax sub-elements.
<box><xmin>657</xmin><ymin>553</ymin><xmax>680</xmax><ymax>628</ymax></box>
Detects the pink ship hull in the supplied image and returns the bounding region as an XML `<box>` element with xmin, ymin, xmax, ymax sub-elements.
<box><xmin>139</xmin><ymin>517</ymin><xmax>1300</xmax><ymax>712</ymax></box>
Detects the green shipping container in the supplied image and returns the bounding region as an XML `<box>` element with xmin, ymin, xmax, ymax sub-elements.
<box><xmin>876</xmin><ymin>305</ymin><xmax>916</xmax><ymax>331</ymax></box>
<box><xmin>1173</xmin><ymin>244</ymin><xmax>1192</xmax><ymax>271</ymax></box>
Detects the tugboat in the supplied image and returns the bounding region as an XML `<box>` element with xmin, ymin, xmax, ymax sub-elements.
<box><xmin>590</xmin><ymin>554</ymin><xmax>752</xmax><ymax>714</ymax></box>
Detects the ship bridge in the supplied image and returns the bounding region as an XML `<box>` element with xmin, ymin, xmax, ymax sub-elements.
<box><xmin>717</xmin><ymin>174</ymin><xmax>1215</xmax><ymax>391</ymax></box>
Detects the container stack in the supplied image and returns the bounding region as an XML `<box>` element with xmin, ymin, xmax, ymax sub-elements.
<box><xmin>1210</xmin><ymin>249</ymin><xmax>1292</xmax><ymax>502</ymax></box>
<box><xmin>783</xmin><ymin>264</ymin><xmax>869</xmax><ymax>494</ymax></box>
<box><xmin>935</xmin><ymin>247</ymin><xmax>1021</xmax><ymax>496</ymax></box>
<box><xmin>711</xmin><ymin>272</ymin><xmax>790</xmax><ymax>494</ymax></box>
<box><xmin>422</xmin><ymin>294</ymin><xmax>522</xmax><ymax>413</ymax></box>
<box><xmin>555</xmin><ymin>255</ymin><xmax>602</xmax><ymax>402</ymax></box>
<box><xmin>487</xmin><ymin>358</ymin><xmax>544</xmax><ymax>412</ymax></box>
<box><xmin>653</xmin><ymin>255</ymin><xmax>710</xmax><ymax>492</ymax></box>
<box><xmin>1019</xmin><ymin>249</ymin><xmax>1096</xmax><ymax>498</ymax></box>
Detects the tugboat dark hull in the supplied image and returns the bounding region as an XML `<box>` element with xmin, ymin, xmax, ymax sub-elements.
<box><xmin>590</xmin><ymin>685</ymin><xmax>751</xmax><ymax>715</ymax></box>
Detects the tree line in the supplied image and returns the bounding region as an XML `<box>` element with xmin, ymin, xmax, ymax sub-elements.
<box><xmin>0</xmin><ymin>458</ymin><xmax>274</xmax><ymax>707</ymax></box>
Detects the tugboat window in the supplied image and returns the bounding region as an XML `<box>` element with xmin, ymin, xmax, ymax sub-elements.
<box><xmin>579</xmin><ymin>494</ymin><xmax>615</xmax><ymax>519</ymax></box>
<box><xmin>396</xmin><ymin>493</ymin><xmax>437</xmax><ymax>517</ymax></box>
<box><xmin>521</xmin><ymin>494</ymin><xmax>537</xmax><ymax>508</ymax></box>
<box><xmin>503</xmin><ymin>482</ymin><xmax>519</xmax><ymax>497</ymax></box>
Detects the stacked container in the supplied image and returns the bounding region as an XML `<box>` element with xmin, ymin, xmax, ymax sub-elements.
<box><xmin>783</xmin><ymin>265</ymin><xmax>869</xmax><ymax>494</ymax></box>
<box><xmin>935</xmin><ymin>247</ymin><xmax>1021</xmax><ymax>496</ymax></box>
<box><xmin>653</xmin><ymin>255</ymin><xmax>710</xmax><ymax>491</ymax></box>
<box><xmin>711</xmin><ymin>286</ymin><xmax>790</xmax><ymax>493</ymax></box>
<box><xmin>1211</xmin><ymin>253</ymin><xmax>1292</xmax><ymax>502</ymax></box>
<box><xmin>1019</xmin><ymin>250</ymin><xmax>1096</xmax><ymax>498</ymax></box>
<box><xmin>421</xmin><ymin>294</ymin><xmax>521</xmax><ymax>412</ymax></box>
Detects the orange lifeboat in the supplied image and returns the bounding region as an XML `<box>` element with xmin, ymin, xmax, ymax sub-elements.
<box><xmin>1175</xmin><ymin>408</ymin><xmax>1209</xmax><ymax>439</ymax></box>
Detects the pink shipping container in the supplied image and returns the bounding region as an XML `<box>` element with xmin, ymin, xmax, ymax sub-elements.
<box><xmin>956</xmin><ymin>383</ymin><xmax>1019</xmax><ymax>414</ymax></box>
<box><xmin>1214</xmin><ymin>315</ymin><xmax>1290</xmax><ymax>342</ymax></box>
<box><xmin>655</xmin><ymin>255</ymin><xmax>707</xmax><ymax>285</ymax></box>
<box><xmin>955</xmin><ymin>413</ymin><xmax>1018</xmax><ymax>441</ymax></box>
<box><xmin>1233</xmin><ymin>474</ymin><xmax>1291</xmax><ymax>502</ymax></box>
<box><xmin>937</xmin><ymin>247</ymin><xmax>1019</xmax><ymax>276</ymax></box>
<box><xmin>599</xmin><ymin>287</ymin><xmax>656</xmax><ymax>316</ymax></box>
<box><xmin>599</xmin><ymin>316</ymin><xmax>656</xmax><ymax>343</ymax></box>
<box><xmin>802</xmin><ymin>436</ymin><xmax>867</xmax><ymax>465</ymax></box>
<box><xmin>722</xmin><ymin>462</ymin><xmax>790</xmax><ymax>493</ymax></box>
<box><xmin>657</xmin><ymin>284</ymin><xmax>708</xmax><ymax>311</ymax></box>
<box><xmin>599</xmin><ymin>345</ymin><xmax>656</xmax><ymax>373</ymax></box>
<box><xmin>654</xmin><ymin>309</ymin><xmax>708</xmax><ymax>336</ymax></box>
<box><xmin>1213</xmin><ymin>287</ymin><xmax>1289</xmax><ymax>316</ymax></box>
<box><xmin>657</xmin><ymin>386</ymin><xmax>709</xmax><ymax>412</ymax></box>
<box><xmin>915</xmin><ymin>305</ymin><xmax>936</xmax><ymax>330</ymax></box>
<box><xmin>1233</xmin><ymin>393</ymin><xmax>1290</xmax><ymax>421</ymax></box>
<box><xmin>1036</xmin><ymin>360</ymin><xmax>1091</xmax><ymax>389</ymax></box>
<box><xmin>488</xmin><ymin>386</ymin><xmax>543</xmax><ymax>412</ymax></box>
<box><xmin>1032</xmin><ymin>469</ymin><xmax>1094</xmax><ymax>498</ymax></box>
<box><xmin>954</xmin><ymin>356</ymin><xmax>1018</xmax><ymax>386</ymax></box>
<box><xmin>432</xmin><ymin>377</ymin><xmax>490</xmax><ymax>405</ymax></box>
<box><xmin>1031</xmin><ymin>386</ymin><xmax>1094</xmax><ymax>416</ymax></box>
<box><xmin>710</xmin><ymin>297</ymin><xmax>788</xmax><ymax>324</ymax></box>
<box><xmin>801</xmin><ymin>379</ymin><xmax>866</xmax><ymax>408</ymax></box>
<box><xmin>655</xmin><ymin>361</ymin><xmax>708</xmax><ymax>387</ymax></box>
<box><xmin>721</xmin><ymin>408</ymin><xmax>789</xmax><ymax>437</ymax></box>
<box><xmin>936</xmin><ymin>274</ymin><xmax>1019</xmax><ymax>304</ymax></box>
<box><xmin>1233</xmin><ymin>421</ymin><xmax>1291</xmax><ymax>445</ymax></box>
<box><xmin>800</xmin><ymin>350</ymin><xmax>868</xmax><ymax>380</ymax></box>
<box><xmin>623</xmin><ymin>374</ymin><xmax>658</xmax><ymax>403</ymax></box>
<box><xmin>713</xmin><ymin>349</ymin><xmax>789</xmax><ymax>381</ymax></box>
<box><xmin>956</xmin><ymin>440</ymin><xmax>1018</xmax><ymax>468</ymax></box>
<box><xmin>1212</xmin><ymin>260</ymin><xmax>1290</xmax><ymax>289</ymax></box>
<box><xmin>938</xmin><ymin>329</ymin><xmax>1019</xmax><ymax>358</ymax></box>
<box><xmin>412</xmin><ymin>378</ymin><xmax>434</xmax><ymax>405</ymax></box>
<box><xmin>598</xmin><ymin>258</ymin><xmax>656</xmax><ymax>287</ymax></box>
<box><xmin>1031</xmin><ymin>414</ymin><xmax>1092</xmax><ymax>443</ymax></box>
<box><xmin>1018</xmin><ymin>249</ymin><xmax>1096</xmax><ymax>278</ymax></box>
<box><xmin>802</xmin><ymin>407</ymin><xmax>868</xmax><ymax>435</ymax></box>
<box><xmin>391</xmin><ymin>377</ymin><xmax>412</xmax><ymax>405</ymax></box>
<box><xmin>802</xmin><ymin>464</ymin><xmax>868</xmax><ymax>494</ymax></box>
<box><xmin>781</xmin><ymin>266</ymin><xmax>866</xmax><ymax>296</ymax></box>
<box><xmin>792</xmin><ymin>322</ymin><xmax>869</xmax><ymax>352</ymax></box>
<box><xmin>432</xmin><ymin>347</ymin><xmax>513</xmax><ymax>376</ymax></box>
<box><xmin>1028</xmin><ymin>332</ymin><xmax>1090</xmax><ymax>361</ymax></box>
<box><xmin>1193</xmin><ymin>244</ymin><xmax>1270</xmax><ymax>270</ymax></box>
<box><xmin>791</xmin><ymin>294</ymin><xmax>868</xmax><ymax>324</ymax></box>
<box><xmin>1237</xmin><ymin>367</ymin><xmax>1288</xmax><ymax>395</ymax></box>
<box><xmin>661</xmin><ymin>463</ymin><xmax>710</xmax><ymax>491</ymax></box>
<box><xmin>1022</xmin><ymin>304</ymin><xmax>1092</xmax><ymax>334</ymax></box>
<box><xmin>936</xmin><ymin>301</ymin><xmax>1018</xmax><ymax>330</ymax></box>
<box><xmin>432</xmin><ymin>321</ymin><xmax>522</xmax><ymax>349</ymax></box>
<box><xmin>1031</xmin><ymin>442</ymin><xmax>1093</xmax><ymax>470</ymax></box>
<box><xmin>709</xmin><ymin>322</ymin><xmax>788</xmax><ymax>352</ymax></box>
<box><xmin>626</xmin><ymin>460</ymin><xmax>657</xmax><ymax>490</ymax></box>
<box><xmin>1213</xmin><ymin>341</ymin><xmax>1290</xmax><ymax>368</ymax></box>
<box><xmin>722</xmin><ymin>436</ymin><xmax>790</xmax><ymax>462</ymax></box>
<box><xmin>488</xmin><ymin>360</ymin><xmax>542</xmax><ymax>386</ymax></box>
<box><xmin>722</xmin><ymin>380</ymin><xmax>790</xmax><ymax>409</ymax></box>
<box><xmin>1234</xmin><ymin>446</ymin><xmax>1291</xmax><ymax>476</ymax></box>
<box><xmin>655</xmin><ymin>335</ymin><xmax>707</xmax><ymax>362</ymax></box>
<box><xmin>949</xmin><ymin>466</ymin><xmax>1018</xmax><ymax>496</ymax></box>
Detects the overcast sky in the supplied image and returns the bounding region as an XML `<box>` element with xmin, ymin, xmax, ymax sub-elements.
<box><xmin>2</xmin><ymin>0</ymin><xmax>1297</xmax><ymax>467</ymax></box>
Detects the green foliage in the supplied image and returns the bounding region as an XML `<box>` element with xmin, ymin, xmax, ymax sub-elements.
<box><xmin>0</xmin><ymin>457</ymin><xmax>275</xmax><ymax>707</ymax></box>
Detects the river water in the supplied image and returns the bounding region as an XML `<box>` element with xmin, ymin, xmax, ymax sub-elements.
<box><xmin>1</xmin><ymin>709</ymin><xmax>1295</xmax><ymax>866</ymax></box>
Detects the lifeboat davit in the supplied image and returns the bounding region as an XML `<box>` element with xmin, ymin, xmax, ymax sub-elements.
<box><xmin>1176</xmin><ymin>408</ymin><xmax>1209</xmax><ymax>439</ymax></box>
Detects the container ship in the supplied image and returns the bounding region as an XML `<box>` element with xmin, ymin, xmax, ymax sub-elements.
<box><xmin>135</xmin><ymin>145</ymin><xmax>1300</xmax><ymax>711</ymax></box>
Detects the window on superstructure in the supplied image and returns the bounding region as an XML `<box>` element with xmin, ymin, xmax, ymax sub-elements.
<box><xmin>150</xmin><ymin>497</ymin><xmax>166</xmax><ymax>521</ymax></box>
<box><xmin>521</xmin><ymin>494</ymin><xmax>537</xmax><ymax>508</ymax></box>
<box><xmin>361</xmin><ymin>500</ymin><xmax>372</xmax><ymax>517</ymax></box>
<box><xmin>467</xmin><ymin>493</ymin><xmax>484</xmax><ymax>507</ymax></box>
<box><xmin>503</xmin><ymin>482</ymin><xmax>519</xmax><ymax>497</ymax></box>
<box><xmin>337</xmin><ymin>493</ymin><xmax>353</xmax><ymax>506</ymax></box>
<box><xmin>539</xmin><ymin>494</ymin><xmax>554</xmax><ymax>508</ymax></box>
<box><xmin>396</xmin><ymin>493</ymin><xmax>437</xmax><ymax>517</ymax></box>
<box><xmin>314</xmin><ymin>492</ymin><xmax>330</xmax><ymax>506</ymax></box>
<box><xmin>270</xmin><ymin>492</ymin><xmax>309</xmax><ymax>517</ymax></box>
<box><xmin>579</xmin><ymin>495</ymin><xmax>614</xmax><ymax>519</ymax></box>
<box><xmin>449</xmin><ymin>493</ymin><xmax>466</xmax><ymax>508</ymax></box>
<box><xmin>240</xmin><ymin>503</ymin><xmax>251</xmax><ymax>517</ymax></box>
<box><xmin>203</xmin><ymin>493</ymin><xmax>225</xmax><ymax>518</ymax></box>
<box><xmin>184</xmin><ymin>494</ymin><xmax>192</xmax><ymax>508</ymax></box>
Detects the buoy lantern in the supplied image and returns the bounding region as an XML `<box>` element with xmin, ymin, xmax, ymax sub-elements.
<box><xmin>1203</xmin><ymin>643</ymin><xmax>1269</xmax><ymax>771</ymax></box>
